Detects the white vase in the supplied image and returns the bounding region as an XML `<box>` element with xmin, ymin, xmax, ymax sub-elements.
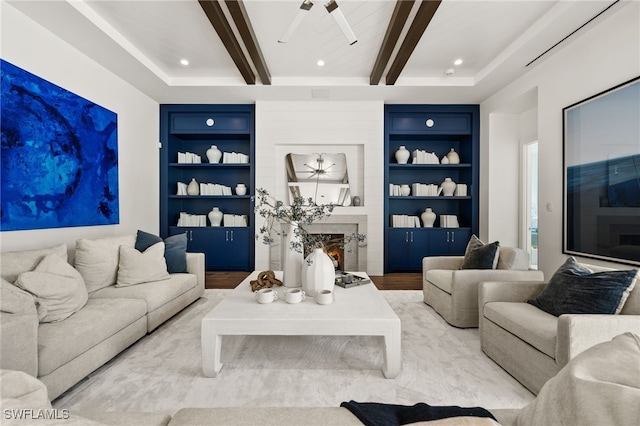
<box><xmin>281</xmin><ymin>222</ymin><xmax>304</xmax><ymax>288</ymax></box>
<box><xmin>187</xmin><ymin>178</ymin><xmax>199</xmax><ymax>196</ymax></box>
<box><xmin>440</xmin><ymin>178</ymin><xmax>456</xmax><ymax>196</ymax></box>
<box><xmin>400</xmin><ymin>184</ymin><xmax>410</xmax><ymax>196</ymax></box>
<box><xmin>446</xmin><ymin>148</ymin><xmax>460</xmax><ymax>164</ymax></box>
<box><xmin>208</xmin><ymin>207</ymin><xmax>223</xmax><ymax>226</ymax></box>
<box><xmin>441</xmin><ymin>155</ymin><xmax>450</xmax><ymax>164</ymax></box>
<box><xmin>395</xmin><ymin>146</ymin><xmax>410</xmax><ymax>164</ymax></box>
<box><xmin>421</xmin><ymin>208</ymin><xmax>436</xmax><ymax>228</ymax></box>
<box><xmin>302</xmin><ymin>248</ymin><xmax>335</xmax><ymax>297</ymax></box>
<box><xmin>206</xmin><ymin>145</ymin><xmax>222</xmax><ymax>163</ymax></box>
<box><xmin>235</xmin><ymin>184</ymin><xmax>247</xmax><ymax>196</ymax></box>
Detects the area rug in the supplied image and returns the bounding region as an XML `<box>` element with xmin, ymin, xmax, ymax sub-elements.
<box><xmin>53</xmin><ymin>290</ymin><xmax>534</xmax><ymax>414</ymax></box>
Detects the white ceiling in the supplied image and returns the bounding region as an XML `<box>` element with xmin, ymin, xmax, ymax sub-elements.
<box><xmin>7</xmin><ymin>0</ymin><xmax>622</xmax><ymax>103</ymax></box>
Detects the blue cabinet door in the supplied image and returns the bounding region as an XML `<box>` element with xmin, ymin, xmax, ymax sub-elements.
<box><xmin>387</xmin><ymin>229</ymin><xmax>430</xmax><ymax>272</ymax></box>
<box><xmin>387</xmin><ymin>229</ymin><xmax>411</xmax><ymax>270</ymax></box>
<box><xmin>170</xmin><ymin>227</ymin><xmax>251</xmax><ymax>271</ymax></box>
<box><xmin>428</xmin><ymin>228</ymin><xmax>471</xmax><ymax>256</ymax></box>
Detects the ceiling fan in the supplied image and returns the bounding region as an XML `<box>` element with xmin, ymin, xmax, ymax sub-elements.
<box><xmin>278</xmin><ymin>0</ymin><xmax>357</xmax><ymax>45</ymax></box>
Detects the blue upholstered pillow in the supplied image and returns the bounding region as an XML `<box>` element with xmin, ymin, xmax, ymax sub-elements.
<box><xmin>528</xmin><ymin>257</ymin><xmax>638</xmax><ymax>316</ymax></box>
<box><xmin>461</xmin><ymin>240</ymin><xmax>500</xmax><ymax>269</ymax></box>
<box><xmin>135</xmin><ymin>230</ymin><xmax>188</xmax><ymax>273</ymax></box>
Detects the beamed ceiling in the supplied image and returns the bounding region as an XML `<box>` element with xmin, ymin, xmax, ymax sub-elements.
<box><xmin>6</xmin><ymin>0</ymin><xmax>625</xmax><ymax>103</ymax></box>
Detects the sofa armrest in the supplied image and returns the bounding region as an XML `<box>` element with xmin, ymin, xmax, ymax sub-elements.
<box><xmin>556</xmin><ymin>314</ymin><xmax>640</xmax><ymax>367</ymax></box>
<box><xmin>479</xmin><ymin>281</ymin><xmax>547</xmax><ymax>306</ymax></box>
<box><xmin>0</xmin><ymin>312</ymin><xmax>38</xmax><ymax>377</ymax></box>
<box><xmin>186</xmin><ymin>252</ymin><xmax>205</xmax><ymax>291</ymax></box>
<box><xmin>423</xmin><ymin>256</ymin><xmax>464</xmax><ymax>279</ymax></box>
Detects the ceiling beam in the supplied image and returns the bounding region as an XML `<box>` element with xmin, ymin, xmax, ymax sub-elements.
<box><xmin>225</xmin><ymin>0</ymin><xmax>271</xmax><ymax>85</ymax></box>
<box><xmin>370</xmin><ymin>0</ymin><xmax>415</xmax><ymax>85</ymax></box>
<box><xmin>198</xmin><ymin>0</ymin><xmax>255</xmax><ymax>84</ymax></box>
<box><xmin>386</xmin><ymin>0</ymin><xmax>442</xmax><ymax>85</ymax></box>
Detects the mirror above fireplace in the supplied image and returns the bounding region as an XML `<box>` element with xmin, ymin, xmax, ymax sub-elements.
<box><xmin>285</xmin><ymin>153</ymin><xmax>351</xmax><ymax>206</ymax></box>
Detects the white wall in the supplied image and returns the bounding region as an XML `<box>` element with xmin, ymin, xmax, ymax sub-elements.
<box><xmin>255</xmin><ymin>101</ymin><xmax>385</xmax><ymax>275</ymax></box>
<box><xmin>1</xmin><ymin>4</ymin><xmax>159</xmax><ymax>257</ymax></box>
<box><xmin>481</xmin><ymin>1</ymin><xmax>640</xmax><ymax>278</ymax></box>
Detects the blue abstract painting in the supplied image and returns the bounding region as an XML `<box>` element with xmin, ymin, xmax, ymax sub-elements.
<box><xmin>1</xmin><ymin>59</ymin><xmax>119</xmax><ymax>231</ymax></box>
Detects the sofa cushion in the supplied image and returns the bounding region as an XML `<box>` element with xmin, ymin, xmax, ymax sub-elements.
<box><xmin>90</xmin><ymin>274</ymin><xmax>196</xmax><ymax>313</ymax></box>
<box><xmin>1</xmin><ymin>278</ymin><xmax>36</xmax><ymax>316</ymax></box>
<box><xmin>38</xmin><ymin>297</ymin><xmax>146</xmax><ymax>377</ymax></box>
<box><xmin>0</xmin><ymin>244</ymin><xmax>67</xmax><ymax>283</ymax></box>
<box><xmin>497</xmin><ymin>247</ymin><xmax>530</xmax><ymax>270</ymax></box>
<box><xmin>462</xmin><ymin>241</ymin><xmax>500</xmax><ymax>270</ymax></box>
<box><xmin>135</xmin><ymin>230</ymin><xmax>188</xmax><ymax>274</ymax></box>
<box><xmin>528</xmin><ymin>257</ymin><xmax>638</xmax><ymax>316</ymax></box>
<box><xmin>75</xmin><ymin>235</ymin><xmax>136</xmax><ymax>293</ymax></box>
<box><xmin>484</xmin><ymin>302</ymin><xmax>558</xmax><ymax>359</ymax></box>
<box><xmin>14</xmin><ymin>254</ymin><xmax>88</xmax><ymax>323</ymax></box>
<box><xmin>116</xmin><ymin>243</ymin><xmax>170</xmax><ymax>287</ymax></box>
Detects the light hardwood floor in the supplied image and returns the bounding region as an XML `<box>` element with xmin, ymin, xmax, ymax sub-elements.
<box><xmin>206</xmin><ymin>271</ymin><xmax>422</xmax><ymax>290</ymax></box>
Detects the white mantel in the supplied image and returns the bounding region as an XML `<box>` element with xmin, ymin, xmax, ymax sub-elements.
<box><xmin>255</xmin><ymin>101</ymin><xmax>384</xmax><ymax>275</ymax></box>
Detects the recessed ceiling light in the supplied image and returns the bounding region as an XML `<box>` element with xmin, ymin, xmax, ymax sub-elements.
<box><xmin>180</xmin><ymin>59</ymin><xmax>189</xmax><ymax>66</ymax></box>
<box><xmin>317</xmin><ymin>59</ymin><xmax>325</xmax><ymax>67</ymax></box>
<box><xmin>454</xmin><ymin>59</ymin><xmax>463</xmax><ymax>66</ymax></box>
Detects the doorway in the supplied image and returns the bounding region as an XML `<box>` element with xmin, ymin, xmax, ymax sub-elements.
<box><xmin>521</xmin><ymin>141</ymin><xmax>538</xmax><ymax>269</ymax></box>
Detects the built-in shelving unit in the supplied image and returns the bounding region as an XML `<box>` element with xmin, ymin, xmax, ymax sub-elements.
<box><xmin>384</xmin><ymin>105</ymin><xmax>479</xmax><ymax>272</ymax></box>
<box><xmin>160</xmin><ymin>104</ymin><xmax>255</xmax><ymax>271</ymax></box>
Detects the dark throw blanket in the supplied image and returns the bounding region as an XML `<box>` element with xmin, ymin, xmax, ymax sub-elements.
<box><xmin>340</xmin><ymin>401</ymin><xmax>496</xmax><ymax>426</ymax></box>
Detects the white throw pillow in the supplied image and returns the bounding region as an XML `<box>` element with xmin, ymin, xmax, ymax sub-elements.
<box><xmin>116</xmin><ymin>242</ymin><xmax>170</xmax><ymax>287</ymax></box>
<box><xmin>14</xmin><ymin>254</ymin><xmax>88</xmax><ymax>323</ymax></box>
<box><xmin>74</xmin><ymin>235</ymin><xmax>136</xmax><ymax>293</ymax></box>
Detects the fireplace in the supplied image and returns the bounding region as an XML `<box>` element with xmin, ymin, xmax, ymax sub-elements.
<box><xmin>270</xmin><ymin>215</ymin><xmax>367</xmax><ymax>272</ymax></box>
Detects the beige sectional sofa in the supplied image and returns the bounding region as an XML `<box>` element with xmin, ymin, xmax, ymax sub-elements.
<box><xmin>0</xmin><ymin>235</ymin><xmax>204</xmax><ymax>400</ymax></box>
<box><xmin>479</xmin><ymin>263</ymin><xmax>640</xmax><ymax>394</ymax></box>
<box><xmin>423</xmin><ymin>247</ymin><xmax>544</xmax><ymax>328</ymax></box>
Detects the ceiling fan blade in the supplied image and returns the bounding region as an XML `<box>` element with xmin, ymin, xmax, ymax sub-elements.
<box><xmin>325</xmin><ymin>0</ymin><xmax>357</xmax><ymax>45</ymax></box>
<box><xmin>278</xmin><ymin>0</ymin><xmax>314</xmax><ymax>43</ymax></box>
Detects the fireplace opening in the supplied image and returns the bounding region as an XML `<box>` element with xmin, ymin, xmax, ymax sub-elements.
<box><xmin>305</xmin><ymin>234</ymin><xmax>345</xmax><ymax>271</ymax></box>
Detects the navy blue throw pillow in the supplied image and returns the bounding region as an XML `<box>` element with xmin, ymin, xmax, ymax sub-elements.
<box><xmin>461</xmin><ymin>241</ymin><xmax>500</xmax><ymax>269</ymax></box>
<box><xmin>528</xmin><ymin>257</ymin><xmax>638</xmax><ymax>316</ymax></box>
<box><xmin>135</xmin><ymin>230</ymin><xmax>188</xmax><ymax>273</ymax></box>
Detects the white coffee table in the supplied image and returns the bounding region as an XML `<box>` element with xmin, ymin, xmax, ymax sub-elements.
<box><xmin>201</xmin><ymin>271</ymin><xmax>401</xmax><ymax>378</ymax></box>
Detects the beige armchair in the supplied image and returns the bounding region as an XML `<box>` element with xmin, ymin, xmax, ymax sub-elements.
<box><xmin>479</xmin><ymin>263</ymin><xmax>640</xmax><ymax>394</ymax></box>
<box><xmin>423</xmin><ymin>247</ymin><xmax>544</xmax><ymax>328</ymax></box>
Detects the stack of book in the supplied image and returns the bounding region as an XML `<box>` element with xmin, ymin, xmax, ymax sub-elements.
<box><xmin>389</xmin><ymin>184</ymin><xmax>409</xmax><ymax>196</ymax></box>
<box><xmin>223</xmin><ymin>214</ymin><xmax>248</xmax><ymax>227</ymax></box>
<box><xmin>199</xmin><ymin>183</ymin><xmax>232</xmax><ymax>196</ymax></box>
<box><xmin>222</xmin><ymin>152</ymin><xmax>249</xmax><ymax>164</ymax></box>
<box><xmin>177</xmin><ymin>212</ymin><xmax>207</xmax><ymax>227</ymax></box>
<box><xmin>391</xmin><ymin>214</ymin><xmax>421</xmax><ymax>228</ymax></box>
<box><xmin>440</xmin><ymin>215</ymin><xmax>459</xmax><ymax>228</ymax></box>
<box><xmin>177</xmin><ymin>152</ymin><xmax>202</xmax><ymax>164</ymax></box>
<box><xmin>176</xmin><ymin>182</ymin><xmax>233</xmax><ymax>196</ymax></box>
<box><xmin>411</xmin><ymin>150</ymin><xmax>440</xmax><ymax>164</ymax></box>
<box><xmin>411</xmin><ymin>183</ymin><xmax>441</xmax><ymax>196</ymax></box>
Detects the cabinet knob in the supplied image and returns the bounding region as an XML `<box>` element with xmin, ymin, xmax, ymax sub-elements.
<box><xmin>206</xmin><ymin>118</ymin><xmax>215</xmax><ymax>127</ymax></box>
<box><xmin>425</xmin><ymin>118</ymin><xmax>435</xmax><ymax>128</ymax></box>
